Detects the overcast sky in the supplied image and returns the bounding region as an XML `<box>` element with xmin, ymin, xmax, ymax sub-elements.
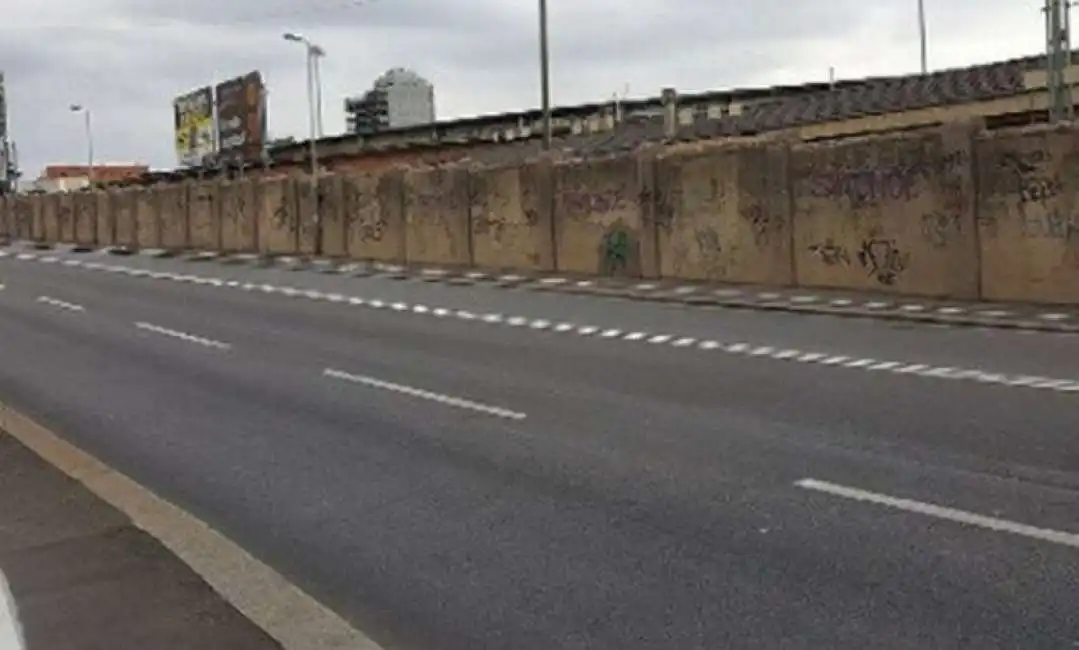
<box><xmin>0</xmin><ymin>0</ymin><xmax>1049</xmax><ymax>175</ymax></box>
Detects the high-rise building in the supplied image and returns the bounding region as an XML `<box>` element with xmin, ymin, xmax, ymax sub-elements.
<box><xmin>344</xmin><ymin>68</ymin><xmax>435</xmax><ymax>135</ymax></box>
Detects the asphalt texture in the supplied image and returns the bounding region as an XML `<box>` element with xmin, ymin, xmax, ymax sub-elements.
<box><xmin>1</xmin><ymin>250</ymin><xmax>1079</xmax><ymax>649</ymax></box>
<box><xmin>0</xmin><ymin>433</ymin><xmax>281</xmax><ymax>649</ymax></box>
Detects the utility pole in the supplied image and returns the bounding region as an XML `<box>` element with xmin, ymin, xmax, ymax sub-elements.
<box><xmin>917</xmin><ymin>0</ymin><xmax>928</xmax><ymax>74</ymax></box>
<box><xmin>539</xmin><ymin>0</ymin><xmax>552</xmax><ymax>150</ymax></box>
<box><xmin>1045</xmin><ymin>0</ymin><xmax>1074</xmax><ymax>122</ymax></box>
<box><xmin>69</xmin><ymin>104</ymin><xmax>94</xmax><ymax>188</ymax></box>
<box><xmin>283</xmin><ymin>32</ymin><xmax>326</xmax><ymax>254</ymax></box>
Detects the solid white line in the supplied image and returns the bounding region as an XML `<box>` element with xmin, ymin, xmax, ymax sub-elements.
<box><xmin>323</xmin><ymin>368</ymin><xmax>526</xmax><ymax>420</ymax></box>
<box><xmin>134</xmin><ymin>322</ymin><xmax>231</xmax><ymax>349</ymax></box>
<box><xmin>0</xmin><ymin>569</ymin><xmax>26</xmax><ymax>650</ymax></box>
<box><xmin>794</xmin><ymin>478</ymin><xmax>1079</xmax><ymax>549</ymax></box>
<box><xmin>35</xmin><ymin>296</ymin><xmax>85</xmax><ymax>312</ymax></box>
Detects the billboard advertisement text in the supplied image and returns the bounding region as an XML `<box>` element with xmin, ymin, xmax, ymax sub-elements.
<box><xmin>215</xmin><ymin>71</ymin><xmax>266</xmax><ymax>164</ymax></box>
<box><xmin>173</xmin><ymin>86</ymin><xmax>214</xmax><ymax>167</ymax></box>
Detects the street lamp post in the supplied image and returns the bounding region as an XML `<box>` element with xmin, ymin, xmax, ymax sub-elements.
<box><xmin>69</xmin><ymin>104</ymin><xmax>94</xmax><ymax>188</ymax></box>
<box><xmin>539</xmin><ymin>0</ymin><xmax>552</xmax><ymax>150</ymax></box>
<box><xmin>917</xmin><ymin>0</ymin><xmax>927</xmax><ymax>74</ymax></box>
<box><xmin>283</xmin><ymin>32</ymin><xmax>326</xmax><ymax>255</ymax></box>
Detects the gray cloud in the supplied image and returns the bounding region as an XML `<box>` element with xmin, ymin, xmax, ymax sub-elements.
<box><xmin>1</xmin><ymin>0</ymin><xmax>1047</xmax><ymax>176</ymax></box>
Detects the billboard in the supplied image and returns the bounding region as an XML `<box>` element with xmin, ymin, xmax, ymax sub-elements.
<box><xmin>173</xmin><ymin>86</ymin><xmax>214</xmax><ymax>167</ymax></box>
<box><xmin>215</xmin><ymin>71</ymin><xmax>266</xmax><ymax>164</ymax></box>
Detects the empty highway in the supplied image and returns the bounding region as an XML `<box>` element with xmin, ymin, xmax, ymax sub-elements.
<box><xmin>1</xmin><ymin>246</ymin><xmax>1078</xmax><ymax>649</ymax></box>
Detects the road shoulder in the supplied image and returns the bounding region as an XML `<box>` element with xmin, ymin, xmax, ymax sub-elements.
<box><xmin>0</xmin><ymin>402</ymin><xmax>380</xmax><ymax>650</ymax></box>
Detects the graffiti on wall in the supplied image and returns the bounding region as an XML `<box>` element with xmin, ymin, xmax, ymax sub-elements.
<box><xmin>694</xmin><ymin>227</ymin><xmax>728</xmax><ymax>278</ymax></box>
<box><xmin>857</xmin><ymin>238</ymin><xmax>909</xmax><ymax>285</ymax></box>
<box><xmin>1021</xmin><ymin>211</ymin><xmax>1079</xmax><ymax>239</ymax></box>
<box><xmin>598</xmin><ymin>223</ymin><xmax>634</xmax><ymax>276</ymax></box>
<box><xmin>995</xmin><ymin>146</ymin><xmax>1079</xmax><ymax>240</ymax></box>
<box><xmin>563</xmin><ymin>187</ymin><xmax>627</xmax><ymax>219</ymax></box>
<box><xmin>740</xmin><ymin>204</ymin><xmax>779</xmax><ymax>247</ymax></box>
<box><xmin>803</xmin><ymin>164</ymin><xmax>926</xmax><ymax>208</ymax></box>
<box><xmin>801</xmin><ymin>147</ymin><xmax>969</xmax><ymax>209</ymax></box>
<box><xmin>272</xmin><ymin>187</ymin><xmax>292</xmax><ymax>231</ymax></box>
<box><xmin>473</xmin><ymin>211</ymin><xmax>509</xmax><ymax>245</ymax></box>
<box><xmin>920</xmin><ymin>212</ymin><xmax>962</xmax><ymax>248</ymax></box>
<box><xmin>808</xmin><ymin>238</ymin><xmax>851</xmax><ymax>266</ymax></box>
<box><xmin>345</xmin><ymin>183</ymin><xmax>387</xmax><ymax>243</ymax></box>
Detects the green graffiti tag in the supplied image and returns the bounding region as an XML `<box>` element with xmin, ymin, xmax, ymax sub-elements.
<box><xmin>602</xmin><ymin>228</ymin><xmax>629</xmax><ymax>274</ymax></box>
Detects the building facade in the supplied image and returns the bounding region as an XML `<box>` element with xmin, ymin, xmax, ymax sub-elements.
<box><xmin>344</xmin><ymin>68</ymin><xmax>435</xmax><ymax>135</ymax></box>
<box><xmin>28</xmin><ymin>164</ymin><xmax>149</xmax><ymax>193</ymax></box>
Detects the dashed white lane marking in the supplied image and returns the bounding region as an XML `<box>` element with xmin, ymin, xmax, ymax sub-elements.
<box><xmin>0</xmin><ymin>569</ymin><xmax>26</xmax><ymax>650</ymax></box>
<box><xmin>9</xmin><ymin>254</ymin><xmax>1079</xmax><ymax>395</ymax></box>
<box><xmin>35</xmin><ymin>296</ymin><xmax>85</xmax><ymax>312</ymax></box>
<box><xmin>134</xmin><ymin>321</ymin><xmax>231</xmax><ymax>350</ymax></box>
<box><xmin>795</xmin><ymin>478</ymin><xmax>1079</xmax><ymax>549</ymax></box>
<box><xmin>323</xmin><ymin>368</ymin><xmax>526</xmax><ymax>420</ymax></box>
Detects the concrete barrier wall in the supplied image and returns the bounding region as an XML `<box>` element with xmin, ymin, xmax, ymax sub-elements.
<box><xmin>317</xmin><ymin>175</ymin><xmax>347</xmax><ymax>257</ymax></box>
<box><xmin>189</xmin><ymin>183</ymin><xmax>218</xmax><ymax>250</ymax></box>
<box><xmin>58</xmin><ymin>192</ymin><xmax>76</xmax><ymax>243</ymax></box>
<box><xmin>8</xmin><ymin>122</ymin><xmax>1079</xmax><ymax>305</ymax></box>
<box><xmin>96</xmin><ymin>191</ymin><xmax>115</xmax><ymax>246</ymax></box>
<box><xmin>655</xmin><ymin>143</ymin><xmax>793</xmax><ymax>284</ymax></box>
<box><xmin>790</xmin><ymin>126</ymin><xmax>979</xmax><ymax>299</ymax></box>
<box><xmin>135</xmin><ymin>188</ymin><xmax>161</xmax><ymax>249</ymax></box>
<box><xmin>159</xmin><ymin>184</ymin><xmax>189</xmax><ymax>250</ymax></box>
<box><xmin>219</xmin><ymin>180</ymin><xmax>257</xmax><ymax>252</ymax></box>
<box><xmin>257</xmin><ymin>177</ymin><xmax>298</xmax><ymax>255</ymax></box>
<box><xmin>74</xmin><ymin>192</ymin><xmax>97</xmax><ymax>244</ymax></box>
<box><xmin>553</xmin><ymin>154</ymin><xmax>649</xmax><ymax>276</ymax></box>
<box><xmin>294</xmin><ymin>177</ymin><xmax>319</xmax><ymax>255</ymax></box>
<box><xmin>41</xmin><ymin>194</ymin><xmax>59</xmax><ymax>242</ymax></box>
<box><xmin>470</xmin><ymin>162</ymin><xmax>555</xmax><ymax>271</ymax></box>
<box><xmin>976</xmin><ymin>124</ymin><xmax>1079</xmax><ymax>304</ymax></box>
<box><xmin>404</xmin><ymin>166</ymin><xmax>471</xmax><ymax>266</ymax></box>
<box><xmin>343</xmin><ymin>170</ymin><xmax>406</xmax><ymax>262</ymax></box>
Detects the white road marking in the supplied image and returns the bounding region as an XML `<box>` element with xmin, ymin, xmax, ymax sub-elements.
<box><xmin>323</xmin><ymin>368</ymin><xmax>526</xmax><ymax>420</ymax></box>
<box><xmin>795</xmin><ymin>478</ymin><xmax>1079</xmax><ymax>549</ymax></box>
<box><xmin>134</xmin><ymin>322</ymin><xmax>231</xmax><ymax>349</ymax></box>
<box><xmin>35</xmin><ymin>296</ymin><xmax>85</xmax><ymax>312</ymax></box>
<box><xmin>16</xmin><ymin>255</ymin><xmax>1079</xmax><ymax>395</ymax></box>
<box><xmin>0</xmin><ymin>569</ymin><xmax>26</xmax><ymax>650</ymax></box>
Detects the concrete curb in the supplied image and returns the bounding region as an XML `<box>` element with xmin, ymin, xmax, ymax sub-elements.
<box><xmin>0</xmin><ymin>403</ymin><xmax>382</xmax><ymax>650</ymax></box>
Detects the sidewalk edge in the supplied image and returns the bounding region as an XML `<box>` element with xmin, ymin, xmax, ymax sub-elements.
<box><xmin>0</xmin><ymin>402</ymin><xmax>383</xmax><ymax>650</ymax></box>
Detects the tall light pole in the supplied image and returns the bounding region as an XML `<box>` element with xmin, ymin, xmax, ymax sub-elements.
<box><xmin>539</xmin><ymin>0</ymin><xmax>552</xmax><ymax>150</ymax></box>
<box><xmin>917</xmin><ymin>0</ymin><xmax>928</xmax><ymax>74</ymax></box>
<box><xmin>69</xmin><ymin>104</ymin><xmax>93</xmax><ymax>188</ymax></box>
<box><xmin>283</xmin><ymin>32</ymin><xmax>326</xmax><ymax>254</ymax></box>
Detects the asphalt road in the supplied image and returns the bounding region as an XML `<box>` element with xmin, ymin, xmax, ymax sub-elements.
<box><xmin>1</xmin><ymin>249</ymin><xmax>1079</xmax><ymax>649</ymax></box>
